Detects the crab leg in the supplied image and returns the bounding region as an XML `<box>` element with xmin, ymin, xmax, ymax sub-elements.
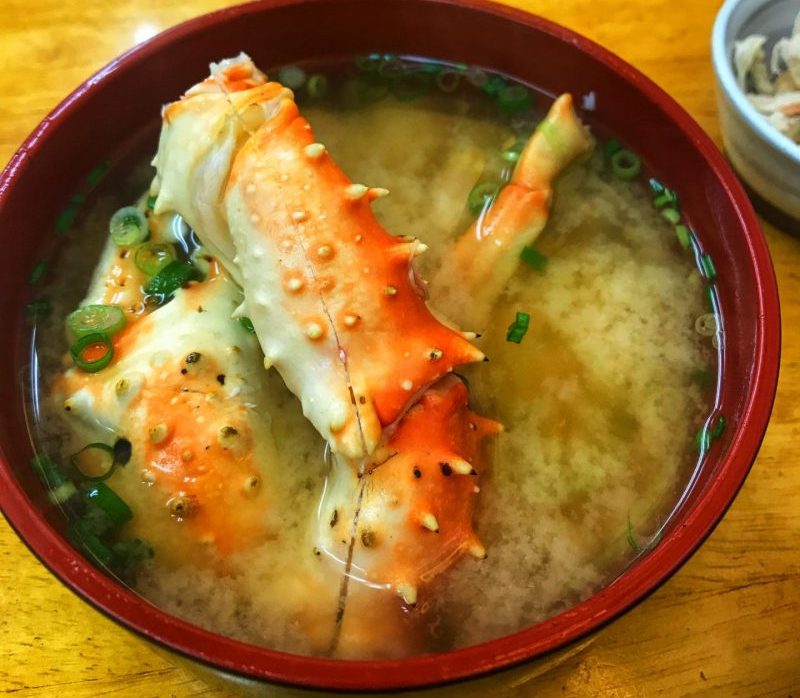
<box><xmin>316</xmin><ymin>375</ymin><xmax>501</xmax><ymax>607</ymax></box>
<box><xmin>152</xmin><ymin>54</ymin><xmax>484</xmax><ymax>458</ymax></box>
<box><xmin>432</xmin><ymin>94</ymin><xmax>593</xmax><ymax>329</ymax></box>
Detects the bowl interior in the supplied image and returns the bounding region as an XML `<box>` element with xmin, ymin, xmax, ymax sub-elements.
<box><xmin>0</xmin><ymin>0</ymin><xmax>779</xmax><ymax>692</ymax></box>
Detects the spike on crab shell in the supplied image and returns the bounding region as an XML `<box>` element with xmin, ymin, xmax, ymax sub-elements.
<box><xmin>468</xmin><ymin>540</ymin><xmax>487</xmax><ymax>560</ymax></box>
<box><xmin>449</xmin><ymin>458</ymin><xmax>475</xmax><ymax>476</ymax></box>
<box><xmin>420</xmin><ymin>512</ymin><xmax>440</xmax><ymax>532</ymax></box>
<box><xmin>344</xmin><ymin>183</ymin><xmax>369</xmax><ymax>201</ymax></box>
<box><xmin>303</xmin><ymin>142</ymin><xmax>326</xmax><ymax>159</ymax></box>
<box><xmin>396</xmin><ymin>582</ymin><xmax>418</xmax><ymax>606</ymax></box>
<box><xmin>387</xmin><ymin>241</ymin><xmax>428</xmax><ymax>264</ymax></box>
<box><xmin>367</xmin><ymin>187</ymin><xmax>390</xmax><ymax>200</ymax></box>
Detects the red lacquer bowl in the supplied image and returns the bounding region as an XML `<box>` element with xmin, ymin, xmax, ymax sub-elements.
<box><xmin>0</xmin><ymin>0</ymin><xmax>780</xmax><ymax>693</ymax></box>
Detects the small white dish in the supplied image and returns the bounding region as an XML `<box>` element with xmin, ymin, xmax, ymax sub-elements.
<box><xmin>712</xmin><ymin>0</ymin><xmax>800</xmax><ymax>230</ymax></box>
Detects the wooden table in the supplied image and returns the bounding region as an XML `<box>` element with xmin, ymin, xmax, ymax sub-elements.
<box><xmin>1</xmin><ymin>0</ymin><xmax>798</xmax><ymax>695</ymax></box>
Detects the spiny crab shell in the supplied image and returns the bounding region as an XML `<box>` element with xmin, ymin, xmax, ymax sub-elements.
<box><xmin>152</xmin><ymin>53</ymin><xmax>484</xmax><ymax>459</ymax></box>
<box><xmin>317</xmin><ymin>375</ymin><xmax>502</xmax><ymax>605</ymax></box>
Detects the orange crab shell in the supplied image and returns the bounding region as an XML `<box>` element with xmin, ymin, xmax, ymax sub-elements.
<box><xmin>226</xmin><ymin>99</ymin><xmax>485</xmax><ymax>456</ymax></box>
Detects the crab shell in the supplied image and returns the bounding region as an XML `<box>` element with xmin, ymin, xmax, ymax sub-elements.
<box><xmin>316</xmin><ymin>374</ymin><xmax>502</xmax><ymax>605</ymax></box>
<box><xmin>52</xmin><ymin>270</ymin><xmax>280</xmax><ymax>557</ymax></box>
<box><xmin>432</xmin><ymin>93</ymin><xmax>593</xmax><ymax>330</ymax></box>
<box><xmin>153</xmin><ymin>53</ymin><xmax>484</xmax><ymax>458</ymax></box>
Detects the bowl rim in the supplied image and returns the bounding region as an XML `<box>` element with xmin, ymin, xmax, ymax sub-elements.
<box><xmin>0</xmin><ymin>0</ymin><xmax>781</xmax><ymax>692</ymax></box>
<box><xmin>712</xmin><ymin>0</ymin><xmax>800</xmax><ymax>163</ymax></box>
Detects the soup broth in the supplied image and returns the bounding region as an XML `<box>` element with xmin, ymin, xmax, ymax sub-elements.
<box><xmin>24</xmin><ymin>56</ymin><xmax>718</xmax><ymax>658</ymax></box>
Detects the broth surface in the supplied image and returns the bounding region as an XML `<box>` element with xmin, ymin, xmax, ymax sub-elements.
<box><xmin>26</xmin><ymin>62</ymin><xmax>715</xmax><ymax>657</ymax></box>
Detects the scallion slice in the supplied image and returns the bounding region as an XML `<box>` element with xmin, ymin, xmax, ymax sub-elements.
<box><xmin>701</xmin><ymin>253</ymin><xmax>717</xmax><ymax>281</ymax></box>
<box><xmin>29</xmin><ymin>260</ymin><xmax>47</xmax><ymax>285</ymax></box>
<box><xmin>84</xmin><ymin>482</ymin><xmax>133</xmax><ymax>526</ymax></box>
<box><xmin>506</xmin><ymin>311</ymin><xmax>531</xmax><ymax>344</ymax></box>
<box><xmin>134</xmin><ymin>242</ymin><xmax>176</xmax><ymax>276</ymax></box>
<box><xmin>69</xmin><ymin>520</ymin><xmax>116</xmax><ymax>567</ymax></box>
<box><xmin>520</xmin><ymin>245</ymin><xmax>548</xmax><ymax>271</ymax></box>
<box><xmin>610</xmin><ymin>149</ymin><xmax>641</xmax><ymax>181</ymax></box>
<box><xmin>239</xmin><ymin>316</ymin><xmax>256</xmax><ymax>334</ymax></box>
<box><xmin>711</xmin><ymin>415</ymin><xmax>726</xmax><ymax>439</ymax></box>
<box><xmin>481</xmin><ymin>74</ymin><xmax>506</xmax><ymax>96</ymax></box>
<box><xmin>660</xmin><ymin>208</ymin><xmax>680</xmax><ymax>225</ymax></box>
<box><xmin>675</xmin><ymin>224</ymin><xmax>692</xmax><ymax>249</ymax></box>
<box><xmin>71</xmin><ymin>443</ymin><xmax>116</xmax><ymax>482</ymax></box>
<box><xmin>146</xmin><ymin>195</ymin><xmax>157</xmax><ymax>210</ymax></box>
<box><xmin>626</xmin><ymin>514</ymin><xmax>643</xmax><ymax>553</ymax></box>
<box><xmin>25</xmin><ymin>298</ymin><xmax>52</xmax><ymax>325</ymax></box>
<box><xmin>436</xmin><ymin>69</ymin><xmax>461</xmax><ymax>93</ymax></box>
<box><xmin>497</xmin><ymin>84</ymin><xmax>531</xmax><ymax>113</ymax></box>
<box><xmin>66</xmin><ymin>304</ymin><xmax>126</xmax><ymax>338</ymax></box>
<box><xmin>468</xmin><ymin>182</ymin><xmax>500</xmax><ymax>216</ymax></box>
<box><xmin>306</xmin><ymin>73</ymin><xmax>328</xmax><ymax>98</ymax></box>
<box><xmin>604</xmin><ymin>138</ymin><xmax>623</xmax><ymax>160</ymax></box>
<box><xmin>70</xmin><ymin>332</ymin><xmax>114</xmax><ymax>373</ymax></box>
<box><xmin>696</xmin><ymin>428</ymin><xmax>710</xmax><ymax>453</ymax></box>
<box><xmin>109</xmin><ymin>206</ymin><xmax>149</xmax><ymax>246</ymax></box>
<box><xmin>653</xmin><ymin>188</ymin><xmax>678</xmax><ymax>209</ymax></box>
<box><xmin>277</xmin><ymin>65</ymin><xmax>307</xmax><ymax>89</ymax></box>
<box><xmin>145</xmin><ymin>260</ymin><xmax>200</xmax><ymax>300</ymax></box>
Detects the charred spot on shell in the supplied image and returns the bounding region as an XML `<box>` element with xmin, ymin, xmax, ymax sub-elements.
<box><xmin>360</xmin><ymin>529</ymin><xmax>378</xmax><ymax>547</ymax></box>
<box><xmin>440</xmin><ymin>462</ymin><xmax>452</xmax><ymax>477</ymax></box>
<box><xmin>185</xmin><ymin>352</ymin><xmax>201</xmax><ymax>364</ymax></box>
<box><xmin>167</xmin><ymin>494</ymin><xmax>197</xmax><ymax>519</ymax></box>
<box><xmin>216</xmin><ymin>374</ymin><xmax>226</xmax><ymax>385</ymax></box>
<box><xmin>242</xmin><ymin>475</ymin><xmax>261</xmax><ymax>496</ymax></box>
<box><xmin>428</xmin><ymin>348</ymin><xmax>443</xmax><ymax>361</ymax></box>
<box><xmin>413</xmin><ymin>466</ymin><xmax>422</xmax><ymax>479</ymax></box>
<box><xmin>113</xmin><ymin>438</ymin><xmax>132</xmax><ymax>466</ymax></box>
<box><xmin>218</xmin><ymin>425</ymin><xmax>240</xmax><ymax>449</ymax></box>
<box><xmin>329</xmin><ymin>509</ymin><xmax>339</xmax><ymax>527</ymax></box>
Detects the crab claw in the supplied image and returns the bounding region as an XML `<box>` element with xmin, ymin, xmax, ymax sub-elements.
<box><xmin>316</xmin><ymin>374</ymin><xmax>501</xmax><ymax>603</ymax></box>
<box><xmin>433</xmin><ymin>93</ymin><xmax>593</xmax><ymax>329</ymax></box>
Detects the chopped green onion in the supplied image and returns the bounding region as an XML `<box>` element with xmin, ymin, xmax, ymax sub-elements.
<box><xmin>86</xmin><ymin>160</ymin><xmax>110</xmax><ymax>188</ymax></box>
<box><xmin>146</xmin><ymin>195</ymin><xmax>157</xmax><ymax>210</ymax></box>
<box><xmin>84</xmin><ymin>482</ymin><xmax>132</xmax><ymax>526</ymax></box>
<box><xmin>610</xmin><ymin>149</ymin><xmax>641</xmax><ymax>181</ymax></box>
<box><xmin>277</xmin><ymin>65</ymin><xmax>306</xmax><ymax>89</ymax></box>
<box><xmin>501</xmin><ymin>147</ymin><xmax>521</xmax><ymax>163</ymax></box>
<box><xmin>603</xmin><ymin>138</ymin><xmax>623</xmax><ymax>160</ymax></box>
<box><xmin>25</xmin><ymin>298</ymin><xmax>52</xmax><ymax>325</ymax></box>
<box><xmin>31</xmin><ymin>454</ymin><xmax>69</xmax><ymax>487</ymax></box>
<box><xmin>497</xmin><ymin>84</ymin><xmax>531</xmax><ymax>113</ymax></box>
<box><xmin>55</xmin><ymin>204</ymin><xmax>78</xmax><ymax>234</ymax></box>
<box><xmin>506</xmin><ymin>311</ymin><xmax>531</xmax><ymax>344</ymax></box>
<box><xmin>357</xmin><ymin>73</ymin><xmax>390</xmax><ymax>103</ymax></box>
<box><xmin>661</xmin><ymin>208</ymin><xmax>681</xmax><ymax>225</ymax></box>
<box><xmin>306</xmin><ymin>73</ymin><xmax>328</xmax><ymax>98</ymax></box>
<box><xmin>69</xmin><ymin>520</ymin><xmax>116</xmax><ymax>567</ymax></box>
<box><xmin>391</xmin><ymin>70</ymin><xmax>430</xmax><ymax>101</ymax></box>
<box><xmin>109</xmin><ymin>206</ymin><xmax>149</xmax><ymax>246</ymax></box>
<box><xmin>50</xmin><ymin>481</ymin><xmax>79</xmax><ymax>505</ymax></box>
<box><xmin>66</xmin><ymin>304</ymin><xmax>126</xmax><ymax>338</ymax></box>
<box><xmin>653</xmin><ymin>188</ymin><xmax>678</xmax><ymax>209</ymax></box>
<box><xmin>468</xmin><ymin>181</ymin><xmax>500</xmax><ymax>216</ymax></box>
<box><xmin>70</xmin><ymin>332</ymin><xmax>114</xmax><ymax>373</ymax></box>
<box><xmin>134</xmin><ymin>242</ymin><xmax>176</xmax><ymax>276</ymax></box>
<box><xmin>239</xmin><ymin>316</ymin><xmax>256</xmax><ymax>334</ymax></box>
<box><xmin>675</xmin><ymin>224</ymin><xmax>692</xmax><ymax>249</ymax></box>
<box><xmin>145</xmin><ymin>260</ymin><xmax>200</xmax><ymax>300</ymax></box>
<box><xmin>29</xmin><ymin>260</ymin><xmax>47</xmax><ymax>285</ymax></box>
<box><xmin>706</xmin><ymin>285</ymin><xmax>716</xmax><ymax>311</ymax></box>
<box><xmin>520</xmin><ymin>245</ymin><xmax>548</xmax><ymax>271</ymax></box>
<box><xmin>711</xmin><ymin>415</ymin><xmax>726</xmax><ymax>440</ymax></box>
<box><xmin>626</xmin><ymin>513</ymin><xmax>643</xmax><ymax>553</ymax></box>
<box><xmin>692</xmin><ymin>368</ymin><xmax>713</xmax><ymax>386</ymax></box>
<box><xmin>356</xmin><ymin>53</ymin><xmax>383</xmax><ymax>72</ymax></box>
<box><xmin>436</xmin><ymin>70</ymin><xmax>461</xmax><ymax>92</ymax></box>
<box><xmin>112</xmin><ymin>539</ymin><xmax>154</xmax><ymax>569</ymax></box>
<box><xmin>481</xmin><ymin>74</ymin><xmax>506</xmax><ymax>96</ymax></box>
<box><xmin>695</xmin><ymin>428</ymin><xmax>711</xmax><ymax>453</ymax></box>
<box><xmin>70</xmin><ymin>443</ymin><xmax>116</xmax><ymax>482</ymax></box>
<box><xmin>701</xmin><ymin>253</ymin><xmax>717</xmax><ymax>281</ymax></box>
<box><xmin>69</xmin><ymin>193</ymin><xmax>85</xmax><ymax>206</ymax></box>
<box><xmin>648</xmin><ymin>178</ymin><xmax>665</xmax><ymax>195</ymax></box>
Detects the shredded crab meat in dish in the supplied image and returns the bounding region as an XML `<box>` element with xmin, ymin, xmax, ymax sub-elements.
<box><xmin>733</xmin><ymin>8</ymin><xmax>800</xmax><ymax>143</ymax></box>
